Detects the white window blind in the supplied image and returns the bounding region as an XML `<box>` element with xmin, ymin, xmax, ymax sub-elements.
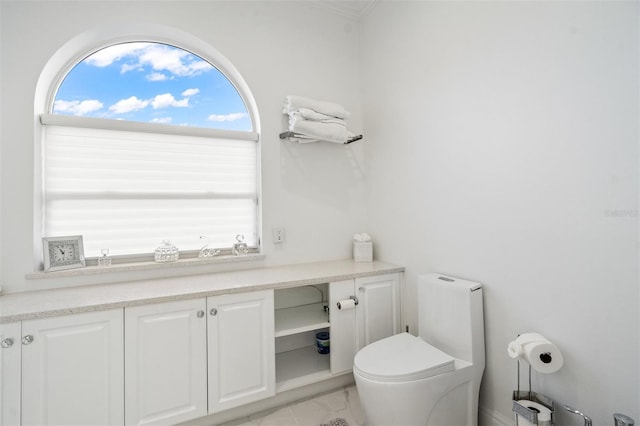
<box><xmin>43</xmin><ymin>124</ymin><xmax>258</xmax><ymax>258</ymax></box>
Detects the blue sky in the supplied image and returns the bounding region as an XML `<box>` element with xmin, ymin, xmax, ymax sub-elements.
<box><xmin>54</xmin><ymin>42</ymin><xmax>251</xmax><ymax>131</ymax></box>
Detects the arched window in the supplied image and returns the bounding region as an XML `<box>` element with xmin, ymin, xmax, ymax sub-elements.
<box><xmin>39</xmin><ymin>40</ymin><xmax>260</xmax><ymax>262</ymax></box>
<box><xmin>52</xmin><ymin>42</ymin><xmax>252</xmax><ymax>131</ymax></box>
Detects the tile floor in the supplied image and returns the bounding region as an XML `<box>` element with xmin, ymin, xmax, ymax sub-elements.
<box><xmin>220</xmin><ymin>385</ymin><xmax>364</xmax><ymax>426</ymax></box>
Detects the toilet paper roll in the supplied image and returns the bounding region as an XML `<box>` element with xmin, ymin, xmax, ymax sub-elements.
<box><xmin>515</xmin><ymin>400</ymin><xmax>552</xmax><ymax>426</ymax></box>
<box><xmin>507</xmin><ymin>333</ymin><xmax>563</xmax><ymax>374</ymax></box>
<box><xmin>337</xmin><ymin>299</ymin><xmax>356</xmax><ymax>310</ymax></box>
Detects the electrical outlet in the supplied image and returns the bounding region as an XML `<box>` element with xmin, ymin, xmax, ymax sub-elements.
<box><xmin>272</xmin><ymin>227</ymin><xmax>285</xmax><ymax>243</ymax></box>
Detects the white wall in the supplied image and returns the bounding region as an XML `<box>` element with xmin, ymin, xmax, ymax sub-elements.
<box><xmin>360</xmin><ymin>1</ymin><xmax>639</xmax><ymax>424</ymax></box>
<box><xmin>0</xmin><ymin>0</ymin><xmax>366</xmax><ymax>293</ymax></box>
<box><xmin>0</xmin><ymin>1</ymin><xmax>3</xmax><ymax>294</ymax></box>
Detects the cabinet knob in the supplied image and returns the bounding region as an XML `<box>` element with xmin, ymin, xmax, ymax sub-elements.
<box><xmin>197</xmin><ymin>310</ymin><xmax>205</xmax><ymax>318</ymax></box>
<box><xmin>1</xmin><ymin>337</ymin><xmax>14</xmax><ymax>348</ymax></box>
<box><xmin>359</xmin><ymin>287</ymin><xmax>365</xmax><ymax>292</ymax></box>
<box><xmin>22</xmin><ymin>335</ymin><xmax>34</xmax><ymax>345</ymax></box>
<box><xmin>210</xmin><ymin>308</ymin><xmax>218</xmax><ymax>316</ymax></box>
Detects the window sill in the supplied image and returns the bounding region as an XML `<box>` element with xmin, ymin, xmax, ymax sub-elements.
<box><xmin>26</xmin><ymin>253</ymin><xmax>265</xmax><ymax>280</ymax></box>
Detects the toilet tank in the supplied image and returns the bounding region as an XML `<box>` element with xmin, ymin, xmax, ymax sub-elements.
<box><xmin>418</xmin><ymin>273</ymin><xmax>485</xmax><ymax>366</ymax></box>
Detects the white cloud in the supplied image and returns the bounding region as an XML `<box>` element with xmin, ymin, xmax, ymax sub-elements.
<box><xmin>151</xmin><ymin>93</ymin><xmax>190</xmax><ymax>109</ymax></box>
<box><xmin>152</xmin><ymin>93</ymin><xmax>176</xmax><ymax>109</ymax></box>
<box><xmin>182</xmin><ymin>88</ymin><xmax>200</xmax><ymax>97</ymax></box>
<box><xmin>147</xmin><ymin>72</ymin><xmax>168</xmax><ymax>82</ymax></box>
<box><xmin>134</xmin><ymin>44</ymin><xmax>210</xmax><ymax>77</ymax></box>
<box><xmin>120</xmin><ymin>63</ymin><xmax>143</xmax><ymax>74</ymax></box>
<box><xmin>109</xmin><ymin>96</ymin><xmax>149</xmax><ymax>114</ymax></box>
<box><xmin>150</xmin><ymin>117</ymin><xmax>172</xmax><ymax>124</ymax></box>
<box><xmin>53</xmin><ymin>99</ymin><xmax>104</xmax><ymax>116</ymax></box>
<box><xmin>84</xmin><ymin>42</ymin><xmax>149</xmax><ymax>67</ymax></box>
<box><xmin>84</xmin><ymin>43</ymin><xmax>211</xmax><ymax>78</ymax></box>
<box><xmin>173</xmin><ymin>98</ymin><xmax>189</xmax><ymax>107</ymax></box>
<box><xmin>208</xmin><ymin>112</ymin><xmax>248</xmax><ymax>122</ymax></box>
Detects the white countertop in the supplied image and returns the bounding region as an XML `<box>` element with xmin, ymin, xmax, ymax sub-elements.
<box><xmin>0</xmin><ymin>259</ymin><xmax>403</xmax><ymax>323</ymax></box>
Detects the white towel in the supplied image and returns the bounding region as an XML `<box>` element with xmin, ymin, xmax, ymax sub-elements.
<box><xmin>289</xmin><ymin>113</ymin><xmax>345</xmax><ymax>129</ymax></box>
<box><xmin>293</xmin><ymin>108</ymin><xmax>345</xmax><ymax>122</ymax></box>
<box><xmin>289</xmin><ymin>119</ymin><xmax>348</xmax><ymax>144</ymax></box>
<box><xmin>284</xmin><ymin>95</ymin><xmax>350</xmax><ymax>119</ymax></box>
<box><xmin>289</xmin><ymin>111</ymin><xmax>346</xmax><ymax>126</ymax></box>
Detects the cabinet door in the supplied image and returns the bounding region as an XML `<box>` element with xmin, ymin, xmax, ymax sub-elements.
<box><xmin>329</xmin><ymin>279</ymin><xmax>357</xmax><ymax>374</ymax></box>
<box><xmin>125</xmin><ymin>299</ymin><xmax>207</xmax><ymax>425</ymax></box>
<box><xmin>356</xmin><ymin>273</ymin><xmax>401</xmax><ymax>350</ymax></box>
<box><xmin>21</xmin><ymin>310</ymin><xmax>124</xmax><ymax>426</ymax></box>
<box><xmin>1</xmin><ymin>322</ymin><xmax>21</xmax><ymax>426</ymax></box>
<box><xmin>208</xmin><ymin>290</ymin><xmax>275</xmax><ymax>413</ymax></box>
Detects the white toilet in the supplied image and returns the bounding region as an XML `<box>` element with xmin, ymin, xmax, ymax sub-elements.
<box><xmin>353</xmin><ymin>273</ymin><xmax>485</xmax><ymax>426</ymax></box>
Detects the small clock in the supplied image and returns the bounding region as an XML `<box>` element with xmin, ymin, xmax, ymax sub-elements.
<box><xmin>42</xmin><ymin>236</ymin><xmax>86</xmax><ymax>272</ymax></box>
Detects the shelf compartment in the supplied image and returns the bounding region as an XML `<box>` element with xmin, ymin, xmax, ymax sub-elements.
<box><xmin>274</xmin><ymin>302</ymin><xmax>329</xmax><ymax>338</ymax></box>
<box><xmin>275</xmin><ymin>345</ymin><xmax>331</xmax><ymax>392</ymax></box>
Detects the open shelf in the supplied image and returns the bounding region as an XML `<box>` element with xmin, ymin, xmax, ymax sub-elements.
<box><xmin>275</xmin><ymin>345</ymin><xmax>331</xmax><ymax>392</ymax></box>
<box><xmin>274</xmin><ymin>302</ymin><xmax>329</xmax><ymax>338</ymax></box>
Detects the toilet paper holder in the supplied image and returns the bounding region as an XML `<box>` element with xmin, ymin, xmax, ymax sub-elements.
<box><xmin>512</xmin><ymin>359</ymin><xmax>555</xmax><ymax>425</ymax></box>
<box><xmin>336</xmin><ymin>296</ymin><xmax>359</xmax><ymax>310</ymax></box>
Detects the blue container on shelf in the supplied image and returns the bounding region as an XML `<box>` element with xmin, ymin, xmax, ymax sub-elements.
<box><xmin>315</xmin><ymin>331</ymin><xmax>330</xmax><ymax>354</ymax></box>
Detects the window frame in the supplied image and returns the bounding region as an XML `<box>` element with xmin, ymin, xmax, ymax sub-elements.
<box><xmin>34</xmin><ymin>26</ymin><xmax>262</xmax><ymax>270</ymax></box>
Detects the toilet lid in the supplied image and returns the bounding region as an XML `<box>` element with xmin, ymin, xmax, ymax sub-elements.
<box><xmin>353</xmin><ymin>332</ymin><xmax>455</xmax><ymax>382</ymax></box>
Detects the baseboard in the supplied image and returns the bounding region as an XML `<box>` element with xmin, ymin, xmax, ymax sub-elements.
<box><xmin>479</xmin><ymin>405</ymin><xmax>513</xmax><ymax>426</ymax></box>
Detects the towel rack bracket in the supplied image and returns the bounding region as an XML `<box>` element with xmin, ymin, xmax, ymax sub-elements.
<box><xmin>279</xmin><ymin>131</ymin><xmax>363</xmax><ymax>145</ymax></box>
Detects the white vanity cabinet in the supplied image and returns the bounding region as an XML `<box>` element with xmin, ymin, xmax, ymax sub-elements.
<box><xmin>124</xmin><ymin>290</ymin><xmax>275</xmax><ymax>424</ymax></box>
<box><xmin>355</xmin><ymin>273</ymin><xmax>402</xmax><ymax>349</ymax></box>
<box><xmin>1</xmin><ymin>322</ymin><xmax>21</xmax><ymax>426</ymax></box>
<box><xmin>273</xmin><ymin>272</ymin><xmax>401</xmax><ymax>391</ymax></box>
<box><xmin>207</xmin><ymin>290</ymin><xmax>275</xmax><ymax>412</ymax></box>
<box><xmin>1</xmin><ymin>261</ymin><xmax>403</xmax><ymax>426</ymax></box>
<box><xmin>330</xmin><ymin>273</ymin><xmax>402</xmax><ymax>372</ymax></box>
<box><xmin>20</xmin><ymin>310</ymin><xmax>124</xmax><ymax>426</ymax></box>
<box><xmin>124</xmin><ymin>299</ymin><xmax>208</xmax><ymax>425</ymax></box>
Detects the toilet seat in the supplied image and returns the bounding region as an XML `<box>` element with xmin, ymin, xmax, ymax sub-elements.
<box><xmin>354</xmin><ymin>332</ymin><xmax>455</xmax><ymax>383</ymax></box>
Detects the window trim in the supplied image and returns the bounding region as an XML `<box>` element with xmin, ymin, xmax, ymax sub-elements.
<box><xmin>34</xmin><ymin>24</ymin><xmax>262</xmax><ymax>271</ymax></box>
